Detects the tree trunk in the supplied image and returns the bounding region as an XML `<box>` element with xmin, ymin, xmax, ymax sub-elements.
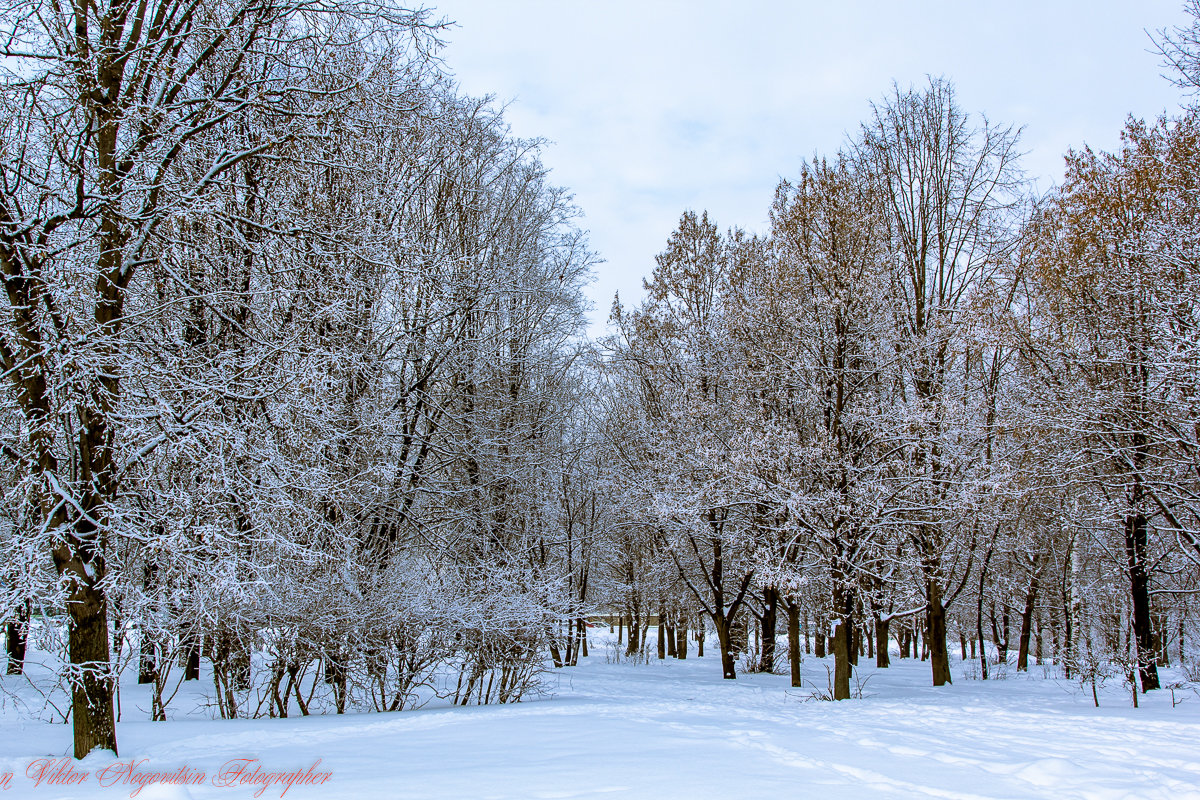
<box><xmin>729</xmin><ymin>609</ymin><xmax>747</xmax><ymax>656</ymax></box>
<box><xmin>5</xmin><ymin>599</ymin><xmax>30</xmax><ymax>675</ymax></box>
<box><xmin>832</xmin><ymin>582</ymin><xmax>854</xmax><ymax>698</ymax></box>
<box><xmin>815</xmin><ymin>622</ymin><xmax>826</xmax><ymax>658</ymax></box>
<box><xmin>1016</xmin><ymin>560</ymin><xmax>1041</xmax><ymax>672</ymax></box>
<box><xmin>760</xmin><ymin>588</ymin><xmax>778</xmax><ymax>673</ymax></box>
<box><xmin>697</xmin><ymin>627</ymin><xmax>704</xmax><ymax>658</ymax></box>
<box><xmin>657</xmin><ymin>612</ymin><xmax>666</xmax><ymax>660</ymax></box>
<box><xmin>832</xmin><ymin>619</ymin><xmax>851</xmax><ymax>700</ymax></box>
<box><xmin>787</xmin><ymin>600</ymin><xmax>802</xmax><ymax>686</ymax></box>
<box><xmin>67</xmin><ymin>581</ymin><xmax>118</xmax><ymax>758</ymax></box>
<box><xmin>714</xmin><ymin>617</ymin><xmax>736</xmax><ymax>679</ymax></box>
<box><xmin>138</xmin><ymin>561</ymin><xmax>158</xmax><ymax>685</ymax></box>
<box><xmin>675</xmin><ymin>622</ymin><xmax>687</xmax><ymax>659</ymax></box>
<box><xmin>990</xmin><ymin>601</ymin><xmax>1008</xmax><ymax>665</ymax></box>
<box><xmin>182</xmin><ymin>630</ymin><xmax>200</xmax><ymax>681</ymax></box>
<box><xmin>625</xmin><ymin>608</ymin><xmax>640</xmax><ymax>657</ymax></box>
<box><xmin>875</xmin><ymin>615</ymin><xmax>890</xmax><ymax>668</ymax></box>
<box><xmin>1125</xmin><ymin>510</ymin><xmax>1160</xmax><ymax>691</ymax></box>
<box><xmin>926</xmin><ymin>583</ymin><xmax>952</xmax><ymax>686</ymax></box>
<box><xmin>977</xmin><ymin>595</ymin><xmax>989</xmax><ymax>681</ymax></box>
<box><xmin>138</xmin><ymin>627</ymin><xmax>157</xmax><ymax>685</ymax></box>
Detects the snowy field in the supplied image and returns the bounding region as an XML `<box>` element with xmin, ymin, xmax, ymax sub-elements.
<box><xmin>2</xmin><ymin>632</ymin><xmax>1199</xmax><ymax>799</ymax></box>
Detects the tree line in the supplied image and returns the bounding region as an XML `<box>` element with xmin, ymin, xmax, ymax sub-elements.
<box><xmin>0</xmin><ymin>0</ymin><xmax>599</xmax><ymax>758</ymax></box>
<box><xmin>600</xmin><ymin>56</ymin><xmax>1200</xmax><ymax>700</ymax></box>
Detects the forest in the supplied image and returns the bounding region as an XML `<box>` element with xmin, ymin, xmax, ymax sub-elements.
<box><xmin>1</xmin><ymin>0</ymin><xmax>1199</xmax><ymax>766</ymax></box>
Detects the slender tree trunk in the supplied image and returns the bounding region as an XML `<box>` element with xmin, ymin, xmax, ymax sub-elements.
<box><xmin>875</xmin><ymin>615</ymin><xmax>890</xmax><ymax>668</ymax></box>
<box><xmin>138</xmin><ymin>562</ymin><xmax>158</xmax><ymax>685</ymax></box>
<box><xmin>832</xmin><ymin>619</ymin><xmax>851</xmax><ymax>700</ymax></box>
<box><xmin>926</xmin><ymin>582</ymin><xmax>952</xmax><ymax>686</ymax></box>
<box><xmin>760</xmin><ymin>588</ymin><xmax>778</xmax><ymax>673</ymax></box>
<box><xmin>657</xmin><ymin>611</ymin><xmax>666</xmax><ymax>660</ymax></box>
<box><xmin>714</xmin><ymin>617</ymin><xmax>736</xmax><ymax>679</ymax></box>
<box><xmin>625</xmin><ymin>607</ymin><xmax>640</xmax><ymax>657</ymax></box>
<box><xmin>1125</xmin><ymin>509</ymin><xmax>1160</xmax><ymax>691</ymax></box>
<box><xmin>977</xmin><ymin>595</ymin><xmax>989</xmax><ymax>681</ymax></box>
<box><xmin>847</xmin><ymin>619</ymin><xmax>859</xmax><ymax>667</ymax></box>
<box><xmin>787</xmin><ymin>600</ymin><xmax>802</xmax><ymax>686</ymax></box>
<box><xmin>990</xmin><ymin>601</ymin><xmax>1008</xmax><ymax>665</ymax></box>
<box><xmin>1016</xmin><ymin>559</ymin><xmax>1041</xmax><ymax>671</ymax></box>
<box><xmin>675</xmin><ymin>622</ymin><xmax>687</xmax><ymax>659</ymax></box>
<box><xmin>5</xmin><ymin>599</ymin><xmax>30</xmax><ymax>675</ymax></box>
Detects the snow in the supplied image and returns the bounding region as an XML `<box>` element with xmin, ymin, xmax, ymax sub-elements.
<box><xmin>3</xmin><ymin>633</ymin><xmax>1200</xmax><ymax>799</ymax></box>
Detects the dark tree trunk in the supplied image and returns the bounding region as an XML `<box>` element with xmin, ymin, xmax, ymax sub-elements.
<box><xmin>138</xmin><ymin>629</ymin><xmax>157</xmax><ymax>685</ymax></box>
<box><xmin>847</xmin><ymin>620</ymin><xmax>859</xmax><ymax>667</ymax></box>
<box><xmin>182</xmin><ymin>628</ymin><xmax>200</xmax><ymax>681</ymax></box>
<box><xmin>714</xmin><ymin>617</ymin><xmax>737</xmax><ymax>679</ymax></box>
<box><xmin>760</xmin><ymin>588</ymin><xmax>778</xmax><ymax>673</ymax></box>
<box><xmin>325</xmin><ymin>652</ymin><xmax>348</xmax><ymax>714</ymax></box>
<box><xmin>697</xmin><ymin>627</ymin><xmax>704</xmax><ymax>658</ymax></box>
<box><xmin>138</xmin><ymin>562</ymin><xmax>158</xmax><ymax>685</ymax></box>
<box><xmin>875</xmin><ymin>616</ymin><xmax>890</xmax><ymax>668</ymax></box>
<box><xmin>1125</xmin><ymin>510</ymin><xmax>1160</xmax><ymax>691</ymax></box>
<box><xmin>831</xmin><ymin>582</ymin><xmax>854</xmax><ymax>699</ymax></box>
<box><xmin>815</xmin><ymin>623</ymin><xmax>826</xmax><ymax>658</ymax></box>
<box><xmin>1062</xmin><ymin>579</ymin><xmax>1073</xmax><ymax>679</ymax></box>
<box><xmin>666</xmin><ymin>615</ymin><xmax>676</xmax><ymax>658</ymax></box>
<box><xmin>5</xmin><ymin>599</ymin><xmax>30</xmax><ymax>675</ymax></box>
<box><xmin>977</xmin><ymin>599</ymin><xmax>989</xmax><ymax>681</ymax></box>
<box><xmin>899</xmin><ymin>627</ymin><xmax>910</xmax><ymax>659</ymax></box>
<box><xmin>675</xmin><ymin>622</ymin><xmax>687</xmax><ymax>659</ymax></box>
<box><xmin>625</xmin><ymin>608</ymin><xmax>640</xmax><ymax>657</ymax></box>
<box><xmin>657</xmin><ymin>611</ymin><xmax>666</xmax><ymax>660</ymax></box>
<box><xmin>787</xmin><ymin>600</ymin><xmax>802</xmax><ymax>686</ymax></box>
<box><xmin>729</xmin><ymin>609</ymin><xmax>747</xmax><ymax>656</ymax></box>
<box><xmin>1016</xmin><ymin>559</ymin><xmax>1041</xmax><ymax>672</ymax></box>
<box><xmin>832</xmin><ymin>619</ymin><xmax>851</xmax><ymax>700</ymax></box>
<box><xmin>67</xmin><ymin>580</ymin><xmax>118</xmax><ymax>758</ymax></box>
<box><xmin>990</xmin><ymin>601</ymin><xmax>1010</xmax><ymax>666</ymax></box>
<box><xmin>926</xmin><ymin>583</ymin><xmax>952</xmax><ymax>686</ymax></box>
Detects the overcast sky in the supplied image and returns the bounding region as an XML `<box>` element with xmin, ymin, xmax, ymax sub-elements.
<box><xmin>430</xmin><ymin>1</ymin><xmax>1191</xmax><ymax>337</ymax></box>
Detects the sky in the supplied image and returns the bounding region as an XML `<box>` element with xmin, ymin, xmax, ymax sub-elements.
<box><xmin>428</xmin><ymin>2</ymin><xmax>1191</xmax><ymax>338</ymax></box>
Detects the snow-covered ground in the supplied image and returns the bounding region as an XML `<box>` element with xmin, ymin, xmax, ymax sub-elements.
<box><xmin>3</xmin><ymin>632</ymin><xmax>1199</xmax><ymax>799</ymax></box>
